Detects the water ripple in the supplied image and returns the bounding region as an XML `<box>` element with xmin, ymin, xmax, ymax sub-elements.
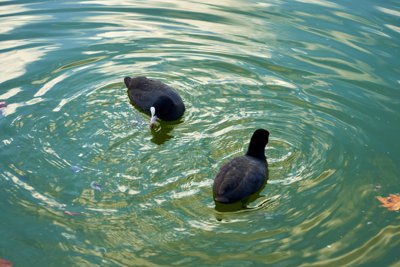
<box><xmin>1</xmin><ymin>0</ymin><xmax>399</xmax><ymax>266</ymax></box>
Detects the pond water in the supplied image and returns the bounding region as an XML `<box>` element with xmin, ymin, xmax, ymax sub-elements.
<box><xmin>0</xmin><ymin>0</ymin><xmax>399</xmax><ymax>266</ymax></box>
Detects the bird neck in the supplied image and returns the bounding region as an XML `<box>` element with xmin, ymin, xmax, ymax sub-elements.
<box><xmin>246</xmin><ymin>143</ymin><xmax>266</xmax><ymax>161</ymax></box>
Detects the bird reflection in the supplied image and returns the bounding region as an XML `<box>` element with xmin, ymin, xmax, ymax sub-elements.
<box><xmin>214</xmin><ymin>170</ymin><xmax>269</xmax><ymax>214</ymax></box>
<box><xmin>150</xmin><ymin>121</ymin><xmax>175</xmax><ymax>145</ymax></box>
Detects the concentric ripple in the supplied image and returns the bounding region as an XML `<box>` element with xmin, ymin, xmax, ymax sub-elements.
<box><xmin>1</xmin><ymin>0</ymin><xmax>399</xmax><ymax>266</ymax></box>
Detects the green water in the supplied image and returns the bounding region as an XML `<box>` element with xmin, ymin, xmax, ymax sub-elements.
<box><xmin>1</xmin><ymin>0</ymin><xmax>399</xmax><ymax>266</ymax></box>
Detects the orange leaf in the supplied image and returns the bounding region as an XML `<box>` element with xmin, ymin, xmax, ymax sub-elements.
<box><xmin>376</xmin><ymin>194</ymin><xmax>400</xmax><ymax>211</ymax></box>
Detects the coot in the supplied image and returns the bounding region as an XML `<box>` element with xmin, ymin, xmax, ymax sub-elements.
<box><xmin>213</xmin><ymin>129</ymin><xmax>270</xmax><ymax>204</ymax></box>
<box><xmin>124</xmin><ymin>76</ymin><xmax>185</xmax><ymax>128</ymax></box>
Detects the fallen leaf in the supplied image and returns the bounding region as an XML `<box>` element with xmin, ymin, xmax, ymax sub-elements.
<box><xmin>0</xmin><ymin>258</ymin><xmax>12</xmax><ymax>267</ymax></box>
<box><xmin>376</xmin><ymin>194</ymin><xmax>400</xmax><ymax>211</ymax></box>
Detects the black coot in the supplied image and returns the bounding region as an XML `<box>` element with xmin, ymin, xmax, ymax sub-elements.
<box><xmin>213</xmin><ymin>129</ymin><xmax>270</xmax><ymax>204</ymax></box>
<box><xmin>124</xmin><ymin>76</ymin><xmax>185</xmax><ymax>128</ymax></box>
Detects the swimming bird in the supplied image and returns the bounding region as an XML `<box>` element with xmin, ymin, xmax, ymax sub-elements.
<box><xmin>213</xmin><ymin>129</ymin><xmax>270</xmax><ymax>204</ymax></box>
<box><xmin>124</xmin><ymin>76</ymin><xmax>185</xmax><ymax>128</ymax></box>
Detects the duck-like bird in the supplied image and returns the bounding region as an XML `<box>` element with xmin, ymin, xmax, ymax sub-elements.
<box><xmin>124</xmin><ymin>76</ymin><xmax>185</xmax><ymax>128</ymax></box>
<box><xmin>213</xmin><ymin>129</ymin><xmax>270</xmax><ymax>204</ymax></box>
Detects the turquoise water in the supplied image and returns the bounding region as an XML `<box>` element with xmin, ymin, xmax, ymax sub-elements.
<box><xmin>1</xmin><ymin>0</ymin><xmax>399</xmax><ymax>266</ymax></box>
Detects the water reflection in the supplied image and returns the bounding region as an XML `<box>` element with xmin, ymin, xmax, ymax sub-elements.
<box><xmin>0</xmin><ymin>1</ymin><xmax>56</xmax><ymax>86</ymax></box>
<box><xmin>0</xmin><ymin>2</ymin><xmax>51</xmax><ymax>34</ymax></box>
<box><xmin>214</xmin><ymin>171</ymin><xmax>269</xmax><ymax>214</ymax></box>
<box><xmin>0</xmin><ymin>46</ymin><xmax>53</xmax><ymax>84</ymax></box>
<box><xmin>150</xmin><ymin>123</ymin><xmax>174</xmax><ymax>145</ymax></box>
<box><xmin>1</xmin><ymin>0</ymin><xmax>399</xmax><ymax>266</ymax></box>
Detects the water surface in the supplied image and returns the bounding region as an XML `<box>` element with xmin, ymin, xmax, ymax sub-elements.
<box><xmin>1</xmin><ymin>0</ymin><xmax>399</xmax><ymax>266</ymax></box>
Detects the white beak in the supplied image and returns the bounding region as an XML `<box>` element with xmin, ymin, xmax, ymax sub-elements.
<box><xmin>150</xmin><ymin>107</ymin><xmax>157</xmax><ymax>128</ymax></box>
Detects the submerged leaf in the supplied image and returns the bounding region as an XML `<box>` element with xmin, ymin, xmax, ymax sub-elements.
<box><xmin>376</xmin><ymin>194</ymin><xmax>400</xmax><ymax>211</ymax></box>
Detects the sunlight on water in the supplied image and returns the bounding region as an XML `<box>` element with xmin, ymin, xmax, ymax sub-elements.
<box><xmin>0</xmin><ymin>0</ymin><xmax>399</xmax><ymax>266</ymax></box>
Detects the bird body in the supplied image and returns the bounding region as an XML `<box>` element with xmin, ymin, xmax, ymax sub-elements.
<box><xmin>213</xmin><ymin>129</ymin><xmax>270</xmax><ymax>204</ymax></box>
<box><xmin>124</xmin><ymin>76</ymin><xmax>185</xmax><ymax>127</ymax></box>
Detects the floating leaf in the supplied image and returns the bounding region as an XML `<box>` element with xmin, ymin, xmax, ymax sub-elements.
<box><xmin>376</xmin><ymin>194</ymin><xmax>400</xmax><ymax>211</ymax></box>
<box><xmin>0</xmin><ymin>258</ymin><xmax>12</xmax><ymax>267</ymax></box>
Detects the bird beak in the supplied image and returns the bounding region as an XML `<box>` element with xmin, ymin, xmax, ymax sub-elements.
<box><xmin>150</xmin><ymin>115</ymin><xmax>157</xmax><ymax>129</ymax></box>
<box><xmin>150</xmin><ymin>107</ymin><xmax>157</xmax><ymax>129</ymax></box>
